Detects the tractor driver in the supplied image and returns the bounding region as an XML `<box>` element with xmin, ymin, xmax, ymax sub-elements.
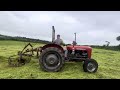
<box><xmin>53</xmin><ymin>34</ymin><xmax>68</xmax><ymax>60</ymax></box>
<box><xmin>53</xmin><ymin>34</ymin><xmax>64</xmax><ymax>45</ymax></box>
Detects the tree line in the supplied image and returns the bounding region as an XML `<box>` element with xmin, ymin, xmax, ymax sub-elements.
<box><xmin>90</xmin><ymin>36</ymin><xmax>120</xmax><ymax>51</ymax></box>
<box><xmin>0</xmin><ymin>34</ymin><xmax>51</xmax><ymax>44</ymax></box>
<box><xmin>0</xmin><ymin>34</ymin><xmax>120</xmax><ymax>51</ymax></box>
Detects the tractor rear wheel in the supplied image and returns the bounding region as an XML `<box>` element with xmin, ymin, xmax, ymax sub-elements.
<box><xmin>39</xmin><ymin>47</ymin><xmax>65</xmax><ymax>72</ymax></box>
<box><xmin>83</xmin><ymin>59</ymin><xmax>98</xmax><ymax>73</ymax></box>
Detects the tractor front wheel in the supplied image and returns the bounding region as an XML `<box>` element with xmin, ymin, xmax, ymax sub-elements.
<box><xmin>83</xmin><ymin>59</ymin><xmax>98</xmax><ymax>73</ymax></box>
<box><xmin>39</xmin><ymin>47</ymin><xmax>65</xmax><ymax>72</ymax></box>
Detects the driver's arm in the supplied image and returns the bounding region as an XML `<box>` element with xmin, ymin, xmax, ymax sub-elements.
<box><xmin>60</xmin><ymin>39</ymin><xmax>66</xmax><ymax>46</ymax></box>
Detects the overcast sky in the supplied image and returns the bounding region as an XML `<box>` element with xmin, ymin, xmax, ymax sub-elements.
<box><xmin>0</xmin><ymin>11</ymin><xmax>120</xmax><ymax>45</ymax></box>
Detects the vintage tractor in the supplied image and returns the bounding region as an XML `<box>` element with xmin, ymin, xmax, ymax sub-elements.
<box><xmin>8</xmin><ymin>26</ymin><xmax>98</xmax><ymax>73</ymax></box>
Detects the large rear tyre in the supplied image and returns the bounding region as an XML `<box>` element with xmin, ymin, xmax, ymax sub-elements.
<box><xmin>83</xmin><ymin>59</ymin><xmax>98</xmax><ymax>73</ymax></box>
<box><xmin>39</xmin><ymin>47</ymin><xmax>65</xmax><ymax>72</ymax></box>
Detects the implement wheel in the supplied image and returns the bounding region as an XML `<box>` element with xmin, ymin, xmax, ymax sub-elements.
<box><xmin>8</xmin><ymin>55</ymin><xmax>31</xmax><ymax>67</ymax></box>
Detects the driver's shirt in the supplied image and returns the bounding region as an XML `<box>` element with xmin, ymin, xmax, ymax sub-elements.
<box><xmin>54</xmin><ymin>38</ymin><xmax>63</xmax><ymax>45</ymax></box>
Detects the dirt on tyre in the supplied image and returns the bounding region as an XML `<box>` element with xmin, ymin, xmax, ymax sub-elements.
<box><xmin>39</xmin><ymin>47</ymin><xmax>65</xmax><ymax>72</ymax></box>
<box><xmin>83</xmin><ymin>59</ymin><xmax>98</xmax><ymax>73</ymax></box>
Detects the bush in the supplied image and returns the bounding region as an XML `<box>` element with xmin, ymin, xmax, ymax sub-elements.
<box><xmin>91</xmin><ymin>45</ymin><xmax>120</xmax><ymax>51</ymax></box>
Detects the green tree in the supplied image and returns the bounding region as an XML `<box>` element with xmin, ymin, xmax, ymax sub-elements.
<box><xmin>105</xmin><ymin>41</ymin><xmax>110</xmax><ymax>46</ymax></box>
<box><xmin>116</xmin><ymin>36</ymin><xmax>120</xmax><ymax>41</ymax></box>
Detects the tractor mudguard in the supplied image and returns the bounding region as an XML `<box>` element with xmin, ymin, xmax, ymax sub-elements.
<box><xmin>41</xmin><ymin>43</ymin><xmax>64</xmax><ymax>53</ymax></box>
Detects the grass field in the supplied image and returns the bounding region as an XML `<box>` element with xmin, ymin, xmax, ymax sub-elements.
<box><xmin>0</xmin><ymin>40</ymin><xmax>120</xmax><ymax>79</ymax></box>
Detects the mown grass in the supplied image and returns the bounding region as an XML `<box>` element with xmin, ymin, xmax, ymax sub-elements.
<box><xmin>0</xmin><ymin>40</ymin><xmax>120</xmax><ymax>79</ymax></box>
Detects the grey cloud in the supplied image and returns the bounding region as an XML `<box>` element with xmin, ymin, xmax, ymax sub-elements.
<box><xmin>0</xmin><ymin>11</ymin><xmax>120</xmax><ymax>45</ymax></box>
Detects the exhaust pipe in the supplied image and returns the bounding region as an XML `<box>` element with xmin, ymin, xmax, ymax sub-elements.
<box><xmin>74</xmin><ymin>33</ymin><xmax>77</xmax><ymax>45</ymax></box>
<box><xmin>52</xmin><ymin>26</ymin><xmax>55</xmax><ymax>42</ymax></box>
<box><xmin>74</xmin><ymin>33</ymin><xmax>76</xmax><ymax>43</ymax></box>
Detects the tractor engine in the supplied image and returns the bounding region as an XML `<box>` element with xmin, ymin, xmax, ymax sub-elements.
<box><xmin>68</xmin><ymin>49</ymin><xmax>88</xmax><ymax>58</ymax></box>
<box><xmin>66</xmin><ymin>45</ymin><xmax>92</xmax><ymax>61</ymax></box>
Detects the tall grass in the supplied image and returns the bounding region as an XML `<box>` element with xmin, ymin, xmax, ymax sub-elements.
<box><xmin>0</xmin><ymin>40</ymin><xmax>120</xmax><ymax>79</ymax></box>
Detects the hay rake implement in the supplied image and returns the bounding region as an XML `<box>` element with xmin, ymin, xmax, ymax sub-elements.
<box><xmin>8</xmin><ymin>43</ymin><xmax>42</xmax><ymax>67</ymax></box>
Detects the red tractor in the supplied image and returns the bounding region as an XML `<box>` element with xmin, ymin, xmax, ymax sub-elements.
<box><xmin>39</xmin><ymin>26</ymin><xmax>98</xmax><ymax>73</ymax></box>
<box><xmin>9</xmin><ymin>26</ymin><xmax>98</xmax><ymax>73</ymax></box>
